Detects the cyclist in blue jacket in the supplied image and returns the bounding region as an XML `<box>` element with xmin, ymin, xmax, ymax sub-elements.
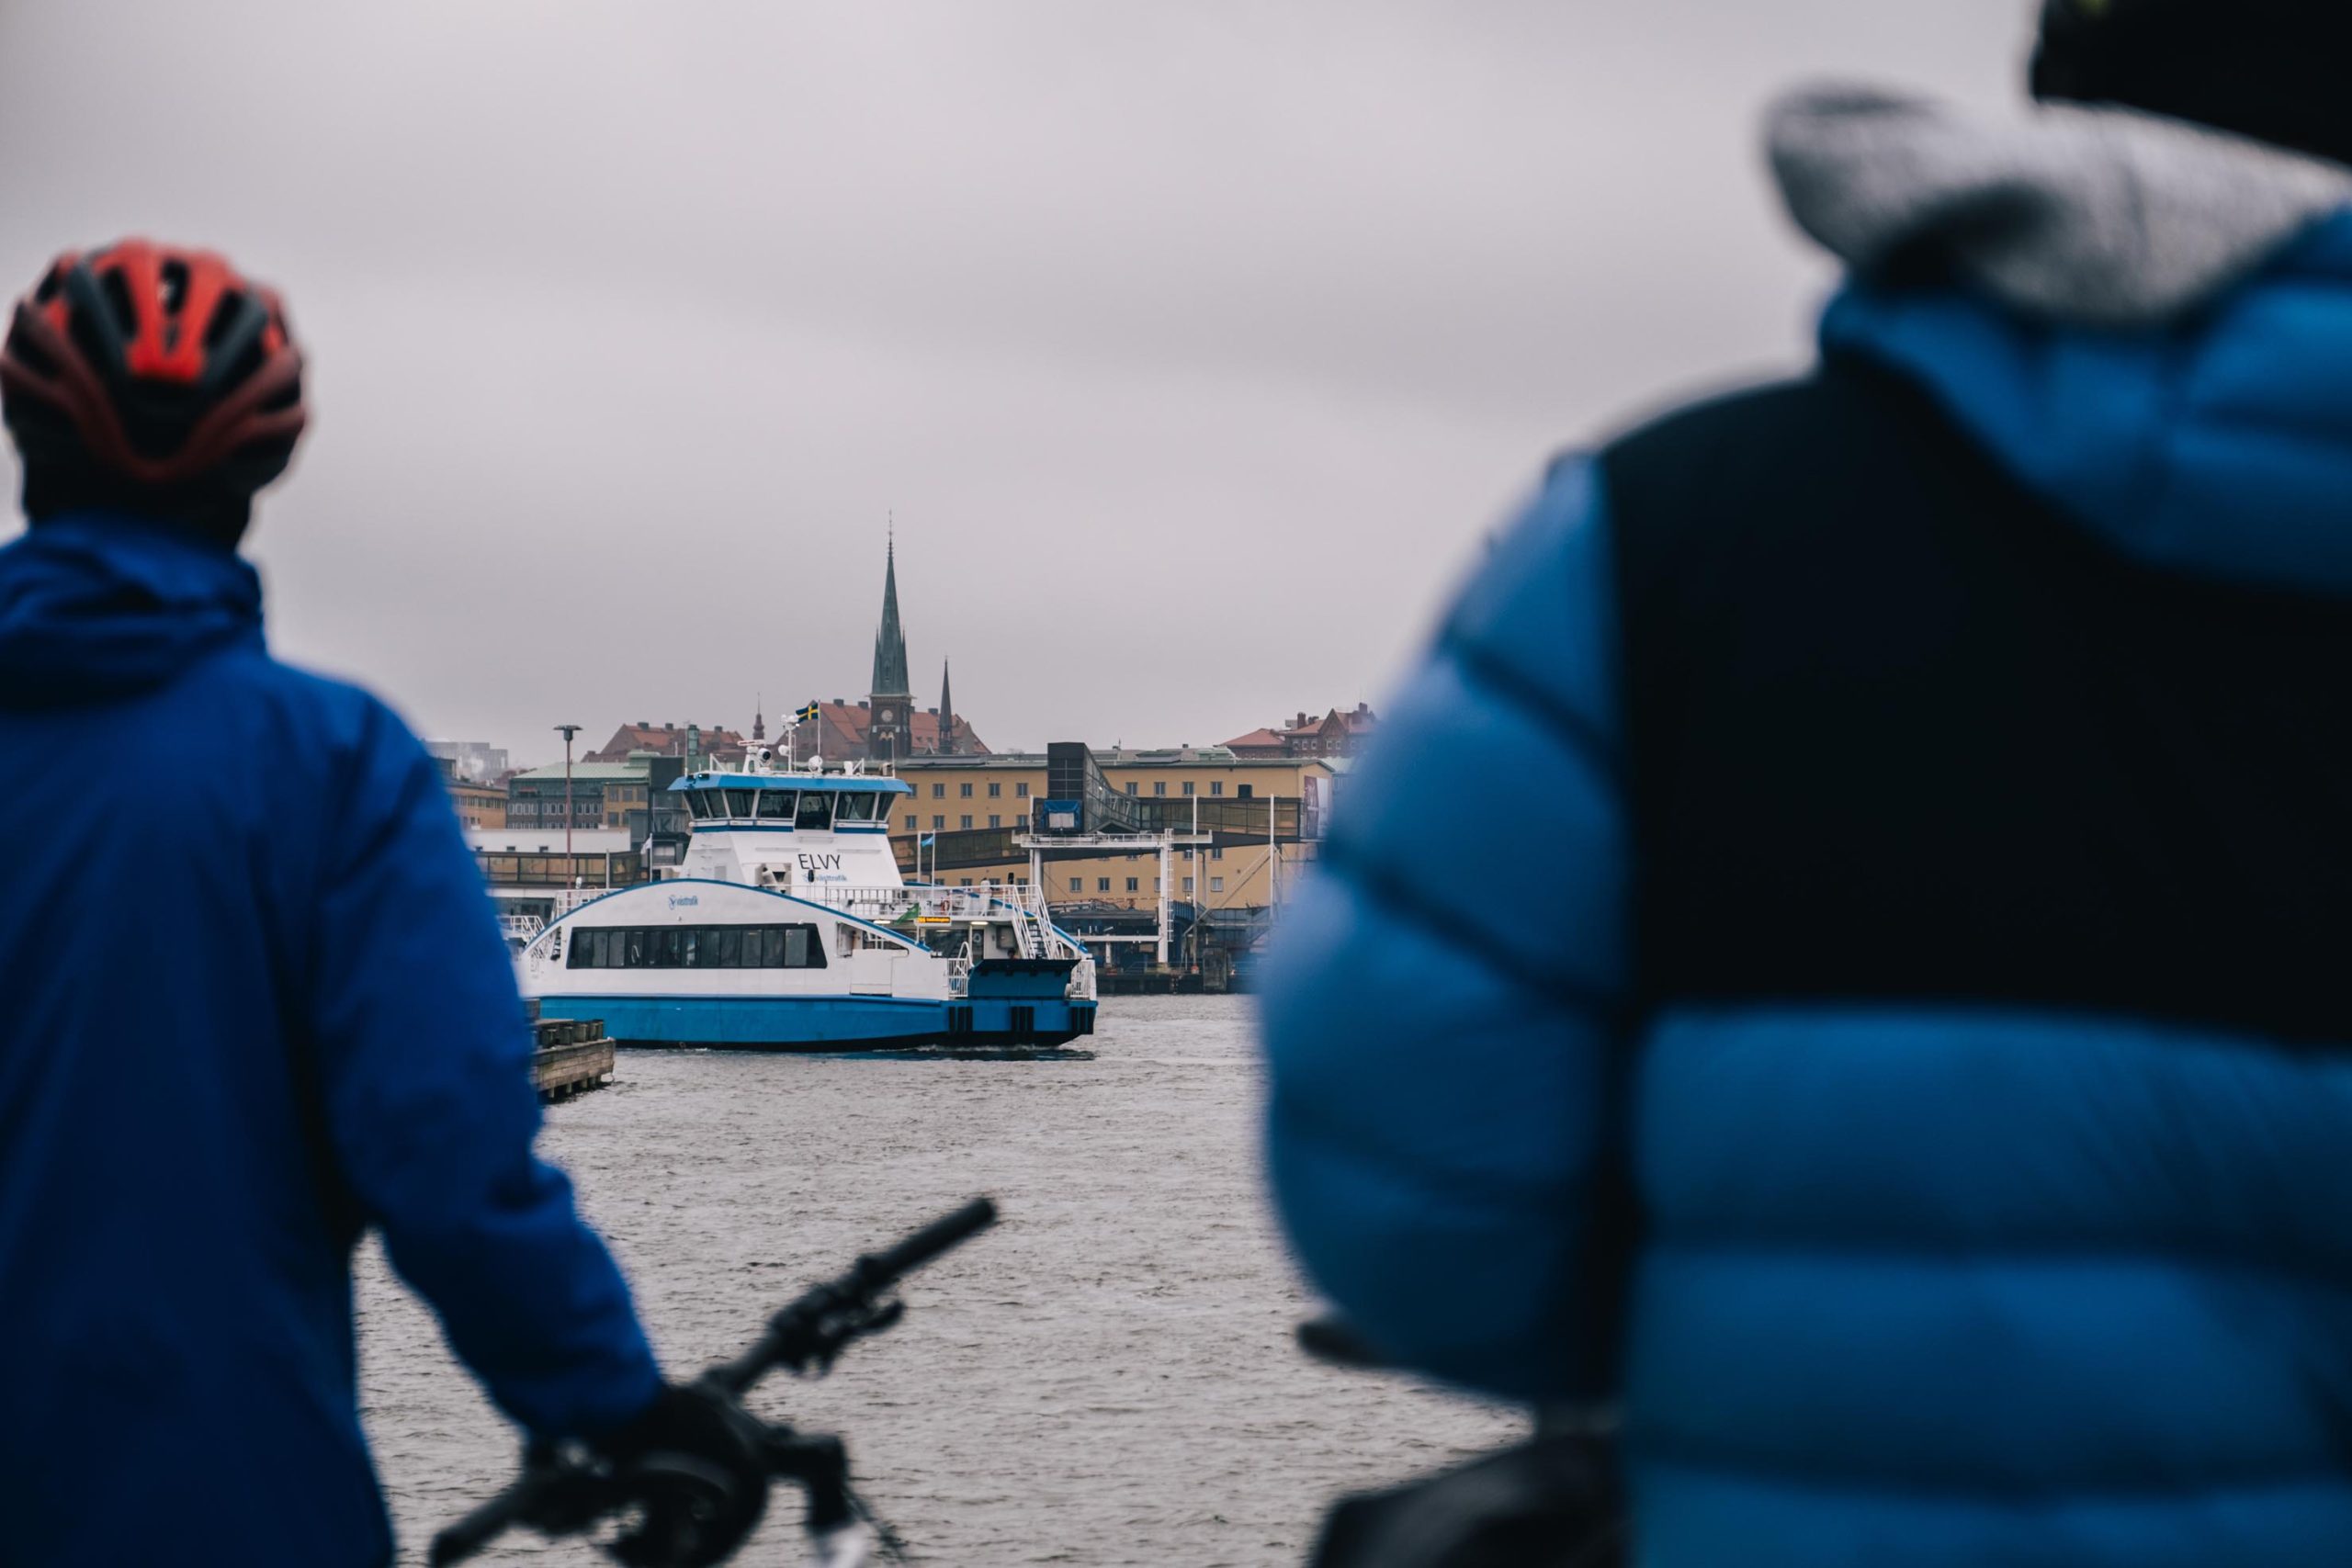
<box><xmin>1262</xmin><ymin>4</ymin><xmax>2352</xmax><ymax>1564</ymax></box>
<box><xmin>0</xmin><ymin>242</ymin><xmax>760</xmax><ymax>1566</ymax></box>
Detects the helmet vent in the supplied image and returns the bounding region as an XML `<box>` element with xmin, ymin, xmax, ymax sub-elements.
<box><xmin>202</xmin><ymin>290</ymin><xmax>247</xmax><ymax>350</ymax></box>
<box><xmin>97</xmin><ymin>270</ymin><xmax>138</xmax><ymax>339</ymax></box>
<box><xmin>159</xmin><ymin>257</ymin><xmax>190</xmax><ymax>315</ymax></box>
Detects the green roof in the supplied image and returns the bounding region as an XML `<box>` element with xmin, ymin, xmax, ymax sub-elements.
<box><xmin>509</xmin><ymin>761</ymin><xmax>651</xmax><ymax>784</ymax></box>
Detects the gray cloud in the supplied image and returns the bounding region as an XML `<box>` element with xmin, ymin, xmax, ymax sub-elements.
<box><xmin>0</xmin><ymin>1</ymin><xmax>2021</xmax><ymax>762</ymax></box>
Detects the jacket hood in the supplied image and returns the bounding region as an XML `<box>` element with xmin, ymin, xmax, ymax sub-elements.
<box><xmin>1772</xmin><ymin>86</ymin><xmax>2352</xmax><ymax>593</ymax></box>
<box><xmin>0</xmin><ymin>512</ymin><xmax>264</xmax><ymax>707</ymax></box>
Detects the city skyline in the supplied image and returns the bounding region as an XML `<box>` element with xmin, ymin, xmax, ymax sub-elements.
<box><xmin>0</xmin><ymin>2</ymin><xmax>2019</xmax><ymax>761</ymax></box>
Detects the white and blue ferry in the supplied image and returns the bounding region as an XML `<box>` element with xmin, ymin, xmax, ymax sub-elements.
<box><xmin>514</xmin><ymin>748</ymin><xmax>1097</xmax><ymax>1050</ymax></box>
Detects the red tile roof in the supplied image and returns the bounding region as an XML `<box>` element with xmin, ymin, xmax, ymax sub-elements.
<box><xmin>798</xmin><ymin>702</ymin><xmax>988</xmax><ymax>761</ymax></box>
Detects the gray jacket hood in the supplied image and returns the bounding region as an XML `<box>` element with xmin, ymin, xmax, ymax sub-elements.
<box><xmin>1769</xmin><ymin>85</ymin><xmax>2352</xmax><ymax>327</ymax></box>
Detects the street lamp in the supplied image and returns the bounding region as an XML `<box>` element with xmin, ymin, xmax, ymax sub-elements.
<box><xmin>555</xmin><ymin>724</ymin><xmax>582</xmax><ymax>874</ymax></box>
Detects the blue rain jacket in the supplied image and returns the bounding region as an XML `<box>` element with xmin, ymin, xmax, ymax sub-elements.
<box><xmin>1261</xmin><ymin>210</ymin><xmax>2352</xmax><ymax>1567</ymax></box>
<box><xmin>0</xmin><ymin>514</ymin><xmax>662</xmax><ymax>1567</ymax></box>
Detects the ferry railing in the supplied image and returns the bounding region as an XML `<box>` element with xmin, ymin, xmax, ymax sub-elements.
<box><xmin>803</xmin><ymin>882</ymin><xmax>1094</xmax><ymax>997</ymax></box>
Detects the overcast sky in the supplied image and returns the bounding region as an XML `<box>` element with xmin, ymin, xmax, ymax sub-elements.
<box><xmin>0</xmin><ymin>2</ymin><xmax>2020</xmax><ymax>765</ymax></box>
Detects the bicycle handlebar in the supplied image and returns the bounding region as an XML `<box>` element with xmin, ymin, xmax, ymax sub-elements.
<box><xmin>429</xmin><ymin>1196</ymin><xmax>998</xmax><ymax>1567</ymax></box>
<box><xmin>708</xmin><ymin>1195</ymin><xmax>998</xmax><ymax>1393</ymax></box>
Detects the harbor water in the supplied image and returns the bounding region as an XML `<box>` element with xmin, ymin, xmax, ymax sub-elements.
<box><xmin>357</xmin><ymin>994</ymin><xmax>1519</xmax><ymax>1566</ymax></box>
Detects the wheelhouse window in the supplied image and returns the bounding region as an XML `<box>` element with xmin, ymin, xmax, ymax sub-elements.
<box><xmin>836</xmin><ymin>792</ymin><xmax>880</xmax><ymax>824</ymax></box>
<box><xmin>757</xmin><ymin>789</ymin><xmax>796</xmax><ymax>821</ymax></box>
<box><xmin>567</xmin><ymin>922</ymin><xmax>828</xmax><ymax>969</ymax></box>
<box><xmin>685</xmin><ymin>791</ymin><xmax>715</xmax><ymax>820</ymax></box>
<box><xmin>724</xmin><ymin>788</ymin><xmax>755</xmax><ymax>818</ymax></box>
<box><xmin>796</xmin><ymin>791</ymin><xmax>834</xmax><ymax>830</ymax></box>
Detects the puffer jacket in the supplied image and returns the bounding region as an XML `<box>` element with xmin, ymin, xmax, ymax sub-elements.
<box><xmin>0</xmin><ymin>513</ymin><xmax>662</xmax><ymax>1567</ymax></box>
<box><xmin>1261</xmin><ymin>89</ymin><xmax>2352</xmax><ymax>1568</ymax></box>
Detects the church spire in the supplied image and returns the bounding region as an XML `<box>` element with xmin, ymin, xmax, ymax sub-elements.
<box><xmin>870</xmin><ymin>534</ymin><xmax>910</xmax><ymax>699</ymax></box>
<box><xmin>938</xmin><ymin>659</ymin><xmax>956</xmax><ymax>756</ymax></box>
<box><xmin>867</xmin><ymin>529</ymin><xmax>913</xmax><ymax>763</ymax></box>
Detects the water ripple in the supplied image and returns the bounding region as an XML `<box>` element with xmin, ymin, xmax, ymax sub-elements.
<box><xmin>360</xmin><ymin>996</ymin><xmax>1517</xmax><ymax>1565</ymax></box>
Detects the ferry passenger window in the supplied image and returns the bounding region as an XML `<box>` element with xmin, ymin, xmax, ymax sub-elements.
<box><xmin>797</xmin><ymin>792</ymin><xmax>834</xmax><ymax>830</ymax></box>
<box><xmin>758</xmin><ymin>928</ymin><xmax>786</xmax><ymax>967</ymax></box>
<box><xmin>626</xmin><ymin>930</ymin><xmax>647</xmax><ymax>966</ymax></box>
<box><xmin>715</xmin><ymin>928</ymin><xmax>743</xmax><ymax>967</ymax></box>
<box><xmin>594</xmin><ymin>930</ymin><xmax>616</xmax><ymax>966</ymax></box>
<box><xmin>758</xmin><ymin>790</ymin><xmax>796</xmax><ymax>820</ymax></box>
<box><xmin>724</xmin><ymin>788</ymin><xmax>755</xmax><ymax>818</ymax></box>
<box><xmin>661</xmin><ymin>928</ymin><xmax>686</xmax><ymax>967</ymax></box>
<box><xmin>784</xmin><ymin>927</ymin><xmax>812</xmax><ymax>967</ymax></box>
<box><xmin>682</xmin><ymin>929</ymin><xmax>704</xmax><ymax>967</ymax></box>
<box><xmin>567</xmin><ymin>931</ymin><xmax>589</xmax><ymax>968</ymax></box>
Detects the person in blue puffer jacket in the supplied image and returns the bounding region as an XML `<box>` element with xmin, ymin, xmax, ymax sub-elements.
<box><xmin>1261</xmin><ymin>4</ymin><xmax>2352</xmax><ymax>1564</ymax></box>
<box><xmin>0</xmin><ymin>243</ymin><xmax>764</xmax><ymax>1566</ymax></box>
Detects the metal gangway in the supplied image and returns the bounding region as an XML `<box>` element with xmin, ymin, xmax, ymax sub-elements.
<box><xmin>812</xmin><ymin>881</ymin><xmax>1097</xmax><ymax>998</ymax></box>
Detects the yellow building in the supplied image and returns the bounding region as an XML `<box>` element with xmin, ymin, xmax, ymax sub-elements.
<box><xmin>888</xmin><ymin>749</ymin><xmax>1333</xmax><ymax>913</ymax></box>
<box><xmin>446</xmin><ymin>779</ymin><xmax>508</xmax><ymax>830</ymax></box>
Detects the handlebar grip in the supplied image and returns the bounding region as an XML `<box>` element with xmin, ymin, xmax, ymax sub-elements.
<box><xmin>427</xmin><ymin>1472</ymin><xmax>543</xmax><ymax>1565</ymax></box>
<box><xmin>1296</xmin><ymin>1314</ymin><xmax>1390</xmax><ymax>1371</ymax></box>
<box><xmin>865</xmin><ymin>1196</ymin><xmax>997</xmax><ymax>1285</ymax></box>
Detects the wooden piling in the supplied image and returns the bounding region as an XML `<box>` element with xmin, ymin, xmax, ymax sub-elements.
<box><xmin>531</xmin><ymin>1016</ymin><xmax>615</xmax><ymax>1102</ymax></box>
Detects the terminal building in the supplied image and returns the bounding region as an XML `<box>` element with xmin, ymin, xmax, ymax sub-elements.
<box><xmin>888</xmin><ymin>746</ymin><xmax>1334</xmax><ymax>913</ymax></box>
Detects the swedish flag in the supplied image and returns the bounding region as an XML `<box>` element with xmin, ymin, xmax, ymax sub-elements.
<box><xmin>795</xmin><ymin>701</ymin><xmax>821</xmax><ymax>725</ymax></box>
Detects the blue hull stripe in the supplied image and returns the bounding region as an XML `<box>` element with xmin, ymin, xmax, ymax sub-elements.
<box><xmin>536</xmin><ymin>992</ymin><xmax>1093</xmax><ymax>1049</ymax></box>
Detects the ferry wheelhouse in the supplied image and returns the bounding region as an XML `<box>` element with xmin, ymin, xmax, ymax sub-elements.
<box><xmin>514</xmin><ymin>750</ymin><xmax>1097</xmax><ymax>1050</ymax></box>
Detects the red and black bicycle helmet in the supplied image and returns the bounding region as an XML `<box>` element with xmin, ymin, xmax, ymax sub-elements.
<box><xmin>0</xmin><ymin>240</ymin><xmax>308</xmax><ymax>524</ymax></box>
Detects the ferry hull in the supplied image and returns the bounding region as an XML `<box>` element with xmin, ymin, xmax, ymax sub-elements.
<box><xmin>534</xmin><ymin>993</ymin><xmax>1097</xmax><ymax>1051</ymax></box>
